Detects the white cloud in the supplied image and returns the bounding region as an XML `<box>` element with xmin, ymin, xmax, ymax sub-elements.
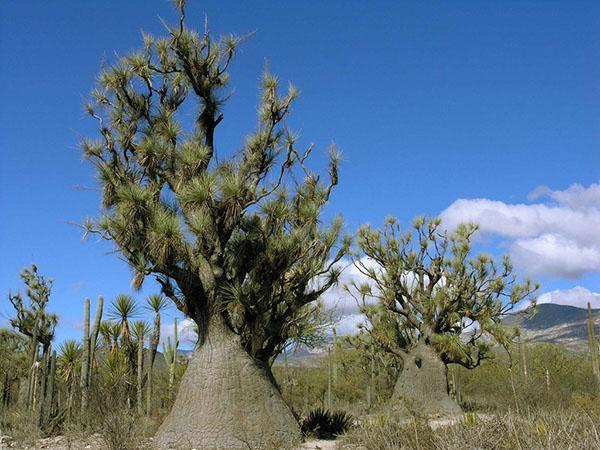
<box><xmin>161</xmin><ymin>317</ymin><xmax>197</xmax><ymax>347</ymax></box>
<box><xmin>319</xmin><ymin>258</ymin><xmax>380</xmax><ymax>335</ymax></box>
<box><xmin>440</xmin><ymin>182</ymin><xmax>600</xmax><ymax>279</ymax></box>
<box><xmin>537</xmin><ymin>286</ymin><xmax>600</xmax><ymax>309</ymax></box>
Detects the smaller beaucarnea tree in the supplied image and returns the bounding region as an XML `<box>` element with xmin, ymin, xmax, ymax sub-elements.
<box><xmin>8</xmin><ymin>264</ymin><xmax>58</xmax><ymax>410</ymax></box>
<box><xmin>8</xmin><ymin>265</ymin><xmax>58</xmax><ymax>355</ymax></box>
<box><xmin>348</xmin><ymin>216</ymin><xmax>538</xmax><ymax>417</ymax></box>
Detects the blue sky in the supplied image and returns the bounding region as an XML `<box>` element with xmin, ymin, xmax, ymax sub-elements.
<box><xmin>1</xmin><ymin>1</ymin><xmax>599</xmax><ymax>344</ymax></box>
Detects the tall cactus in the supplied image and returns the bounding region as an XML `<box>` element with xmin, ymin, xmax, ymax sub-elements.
<box><xmin>88</xmin><ymin>296</ymin><xmax>104</xmax><ymax>384</ymax></box>
<box><xmin>26</xmin><ymin>331</ymin><xmax>39</xmax><ymax>409</ymax></box>
<box><xmin>162</xmin><ymin>318</ymin><xmax>179</xmax><ymax>397</ymax></box>
<box><xmin>134</xmin><ymin>323</ymin><xmax>146</xmax><ymax>415</ymax></box>
<box><xmin>36</xmin><ymin>344</ymin><xmax>51</xmax><ymax>427</ymax></box>
<box><xmin>327</xmin><ymin>345</ymin><xmax>332</xmax><ymax>410</ymax></box>
<box><xmin>170</xmin><ymin>318</ymin><xmax>178</xmax><ymax>393</ymax></box>
<box><xmin>145</xmin><ymin>295</ymin><xmax>167</xmax><ymax>416</ymax></box>
<box><xmin>44</xmin><ymin>350</ymin><xmax>57</xmax><ymax>427</ymax></box>
<box><xmin>587</xmin><ymin>302</ymin><xmax>599</xmax><ymax>387</ymax></box>
<box><xmin>80</xmin><ymin>298</ymin><xmax>91</xmax><ymax>416</ymax></box>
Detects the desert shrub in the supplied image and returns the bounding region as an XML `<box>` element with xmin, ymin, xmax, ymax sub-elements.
<box><xmin>301</xmin><ymin>408</ymin><xmax>353</xmax><ymax>439</ymax></box>
<box><xmin>341</xmin><ymin>409</ymin><xmax>600</xmax><ymax>450</ymax></box>
<box><xmin>86</xmin><ymin>350</ymin><xmax>141</xmax><ymax>450</ymax></box>
<box><xmin>275</xmin><ymin>346</ymin><xmax>398</xmax><ymax>417</ymax></box>
<box><xmin>451</xmin><ymin>342</ymin><xmax>598</xmax><ymax>412</ymax></box>
<box><xmin>0</xmin><ymin>406</ymin><xmax>41</xmax><ymax>447</ymax></box>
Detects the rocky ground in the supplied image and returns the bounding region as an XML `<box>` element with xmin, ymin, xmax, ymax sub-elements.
<box><xmin>0</xmin><ymin>434</ymin><xmax>340</xmax><ymax>450</ymax></box>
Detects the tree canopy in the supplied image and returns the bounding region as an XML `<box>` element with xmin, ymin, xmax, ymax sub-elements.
<box><xmin>348</xmin><ymin>216</ymin><xmax>539</xmax><ymax>369</ymax></box>
<box><xmin>82</xmin><ymin>1</ymin><xmax>348</xmax><ymax>364</ymax></box>
<box><xmin>8</xmin><ymin>264</ymin><xmax>58</xmax><ymax>351</ymax></box>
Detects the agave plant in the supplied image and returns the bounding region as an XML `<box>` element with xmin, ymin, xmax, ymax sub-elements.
<box><xmin>301</xmin><ymin>408</ymin><xmax>354</xmax><ymax>439</ymax></box>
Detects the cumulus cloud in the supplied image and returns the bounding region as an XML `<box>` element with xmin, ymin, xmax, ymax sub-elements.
<box><xmin>319</xmin><ymin>258</ymin><xmax>379</xmax><ymax>335</ymax></box>
<box><xmin>440</xmin><ymin>182</ymin><xmax>600</xmax><ymax>279</ymax></box>
<box><xmin>161</xmin><ymin>317</ymin><xmax>197</xmax><ymax>347</ymax></box>
<box><xmin>537</xmin><ymin>286</ymin><xmax>600</xmax><ymax>309</ymax></box>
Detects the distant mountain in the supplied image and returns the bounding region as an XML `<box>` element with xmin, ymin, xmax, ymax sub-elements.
<box><xmin>156</xmin><ymin>304</ymin><xmax>599</xmax><ymax>369</ymax></box>
<box><xmin>503</xmin><ymin>303</ymin><xmax>600</xmax><ymax>352</ymax></box>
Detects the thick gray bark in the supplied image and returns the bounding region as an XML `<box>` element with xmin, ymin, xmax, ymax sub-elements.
<box><xmin>155</xmin><ymin>315</ymin><xmax>301</xmax><ymax>449</ymax></box>
<box><xmin>391</xmin><ymin>342</ymin><xmax>462</xmax><ymax>418</ymax></box>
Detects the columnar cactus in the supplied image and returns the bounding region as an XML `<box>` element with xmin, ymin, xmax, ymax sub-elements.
<box><xmin>145</xmin><ymin>295</ymin><xmax>167</xmax><ymax>416</ymax></box>
<box><xmin>587</xmin><ymin>302</ymin><xmax>599</xmax><ymax>387</ymax></box>
<box><xmin>79</xmin><ymin>298</ymin><xmax>90</xmax><ymax>416</ymax></box>
<box><xmin>88</xmin><ymin>296</ymin><xmax>104</xmax><ymax>382</ymax></box>
<box><xmin>169</xmin><ymin>318</ymin><xmax>178</xmax><ymax>394</ymax></box>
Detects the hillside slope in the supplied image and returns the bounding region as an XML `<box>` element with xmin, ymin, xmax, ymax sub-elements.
<box><xmin>504</xmin><ymin>303</ymin><xmax>600</xmax><ymax>352</ymax></box>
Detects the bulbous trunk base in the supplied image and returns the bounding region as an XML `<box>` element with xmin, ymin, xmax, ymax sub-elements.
<box><xmin>391</xmin><ymin>342</ymin><xmax>462</xmax><ymax>419</ymax></box>
<box><xmin>154</xmin><ymin>317</ymin><xmax>301</xmax><ymax>449</ymax></box>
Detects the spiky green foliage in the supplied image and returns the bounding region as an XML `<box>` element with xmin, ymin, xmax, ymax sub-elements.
<box><xmin>58</xmin><ymin>339</ymin><xmax>82</xmax><ymax>420</ymax></box>
<box><xmin>82</xmin><ymin>4</ymin><xmax>348</xmax><ymax>364</ymax></box>
<box><xmin>99</xmin><ymin>320</ymin><xmax>121</xmax><ymax>353</ymax></box>
<box><xmin>301</xmin><ymin>408</ymin><xmax>353</xmax><ymax>439</ymax></box>
<box><xmin>348</xmin><ymin>216</ymin><xmax>539</xmax><ymax>369</ymax></box>
<box><xmin>8</xmin><ymin>264</ymin><xmax>58</xmax><ymax>350</ymax></box>
<box><xmin>108</xmin><ymin>295</ymin><xmax>139</xmax><ymax>353</ymax></box>
<box><xmin>58</xmin><ymin>340</ymin><xmax>82</xmax><ymax>387</ymax></box>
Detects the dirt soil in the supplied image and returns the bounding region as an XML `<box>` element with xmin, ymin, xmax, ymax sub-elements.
<box><xmin>1</xmin><ymin>434</ymin><xmax>340</xmax><ymax>450</ymax></box>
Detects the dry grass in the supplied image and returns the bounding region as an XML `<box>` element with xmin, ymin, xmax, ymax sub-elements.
<box><xmin>339</xmin><ymin>409</ymin><xmax>600</xmax><ymax>449</ymax></box>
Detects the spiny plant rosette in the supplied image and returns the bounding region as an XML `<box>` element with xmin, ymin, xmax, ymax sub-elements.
<box><xmin>80</xmin><ymin>1</ymin><xmax>348</xmax><ymax>448</ymax></box>
<box><xmin>301</xmin><ymin>408</ymin><xmax>354</xmax><ymax>439</ymax></box>
<box><xmin>347</xmin><ymin>216</ymin><xmax>538</xmax><ymax>418</ymax></box>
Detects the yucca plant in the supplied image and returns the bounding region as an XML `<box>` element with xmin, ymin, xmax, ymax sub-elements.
<box><xmin>301</xmin><ymin>408</ymin><xmax>353</xmax><ymax>439</ymax></box>
<box><xmin>109</xmin><ymin>295</ymin><xmax>139</xmax><ymax>371</ymax></box>
<box><xmin>109</xmin><ymin>295</ymin><xmax>139</xmax><ymax>347</ymax></box>
<box><xmin>58</xmin><ymin>340</ymin><xmax>81</xmax><ymax>421</ymax></box>
<box><xmin>99</xmin><ymin>320</ymin><xmax>121</xmax><ymax>353</ymax></box>
<box><xmin>103</xmin><ymin>349</ymin><xmax>131</xmax><ymax>388</ymax></box>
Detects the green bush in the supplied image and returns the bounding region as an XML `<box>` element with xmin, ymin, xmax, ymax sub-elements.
<box><xmin>301</xmin><ymin>408</ymin><xmax>353</xmax><ymax>439</ymax></box>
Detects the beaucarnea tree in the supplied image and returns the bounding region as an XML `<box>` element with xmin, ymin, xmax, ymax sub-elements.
<box><xmin>348</xmin><ymin>216</ymin><xmax>538</xmax><ymax>417</ymax></box>
<box><xmin>8</xmin><ymin>265</ymin><xmax>58</xmax><ymax>355</ymax></box>
<box><xmin>7</xmin><ymin>264</ymin><xmax>58</xmax><ymax>411</ymax></box>
<box><xmin>81</xmin><ymin>2</ymin><xmax>348</xmax><ymax>447</ymax></box>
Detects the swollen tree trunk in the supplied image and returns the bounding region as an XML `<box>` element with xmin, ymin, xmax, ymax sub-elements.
<box><xmin>391</xmin><ymin>342</ymin><xmax>462</xmax><ymax>418</ymax></box>
<box><xmin>155</xmin><ymin>315</ymin><xmax>301</xmax><ymax>449</ymax></box>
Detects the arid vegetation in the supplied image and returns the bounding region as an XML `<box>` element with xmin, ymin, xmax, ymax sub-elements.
<box><xmin>2</xmin><ymin>1</ymin><xmax>600</xmax><ymax>449</ymax></box>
